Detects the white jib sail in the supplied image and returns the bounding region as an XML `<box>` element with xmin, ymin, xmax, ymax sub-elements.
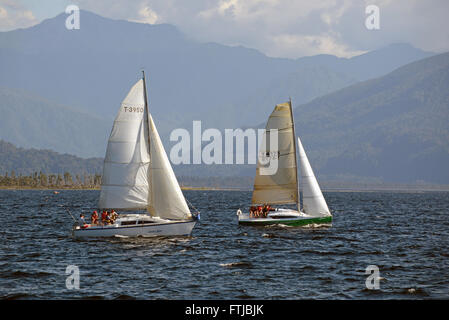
<box><xmin>252</xmin><ymin>102</ymin><xmax>298</xmax><ymax>205</ymax></box>
<box><xmin>98</xmin><ymin>79</ymin><xmax>150</xmax><ymax>210</ymax></box>
<box><xmin>297</xmin><ymin>137</ymin><xmax>331</xmax><ymax>217</ymax></box>
<box><xmin>147</xmin><ymin>114</ymin><xmax>192</xmax><ymax>220</ymax></box>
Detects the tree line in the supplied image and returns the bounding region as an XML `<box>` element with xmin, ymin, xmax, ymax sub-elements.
<box><xmin>0</xmin><ymin>170</ymin><xmax>102</xmax><ymax>189</ymax></box>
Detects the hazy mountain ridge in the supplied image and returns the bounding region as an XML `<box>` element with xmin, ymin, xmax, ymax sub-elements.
<box><xmin>0</xmin><ymin>10</ymin><xmax>444</xmax><ymax>184</ymax></box>
<box><xmin>0</xmin><ymin>10</ymin><xmax>433</xmax><ymax>157</ymax></box>
<box><xmin>0</xmin><ymin>87</ymin><xmax>110</xmax><ymax>158</ymax></box>
<box><xmin>173</xmin><ymin>52</ymin><xmax>449</xmax><ymax>184</ymax></box>
<box><xmin>293</xmin><ymin>52</ymin><xmax>449</xmax><ymax>183</ymax></box>
<box><xmin>2</xmin><ymin>138</ymin><xmax>448</xmax><ymax>190</ymax></box>
<box><xmin>0</xmin><ymin>139</ymin><xmax>103</xmax><ymax>175</ymax></box>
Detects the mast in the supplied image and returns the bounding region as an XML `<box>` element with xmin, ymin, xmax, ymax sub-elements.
<box><xmin>142</xmin><ymin>70</ymin><xmax>149</xmax><ymax>108</ymax></box>
<box><xmin>288</xmin><ymin>97</ymin><xmax>300</xmax><ymax>211</ymax></box>
<box><xmin>142</xmin><ymin>70</ymin><xmax>153</xmax><ymax>215</ymax></box>
<box><xmin>142</xmin><ymin>70</ymin><xmax>151</xmax><ymax>157</ymax></box>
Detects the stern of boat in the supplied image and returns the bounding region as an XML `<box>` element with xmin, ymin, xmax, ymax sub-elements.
<box><xmin>236</xmin><ymin>209</ymin><xmax>250</xmax><ymax>221</ymax></box>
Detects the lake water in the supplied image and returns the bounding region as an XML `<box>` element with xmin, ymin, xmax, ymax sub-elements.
<box><xmin>0</xmin><ymin>189</ymin><xmax>448</xmax><ymax>299</ymax></box>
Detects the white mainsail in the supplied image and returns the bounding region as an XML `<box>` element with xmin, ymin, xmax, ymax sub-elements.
<box><xmin>297</xmin><ymin>137</ymin><xmax>331</xmax><ymax>217</ymax></box>
<box><xmin>99</xmin><ymin>79</ymin><xmax>150</xmax><ymax>210</ymax></box>
<box><xmin>98</xmin><ymin>75</ymin><xmax>191</xmax><ymax>221</ymax></box>
<box><xmin>252</xmin><ymin>102</ymin><xmax>299</xmax><ymax>206</ymax></box>
<box><xmin>147</xmin><ymin>113</ymin><xmax>192</xmax><ymax>220</ymax></box>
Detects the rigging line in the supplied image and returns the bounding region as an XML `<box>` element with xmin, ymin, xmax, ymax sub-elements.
<box><xmin>185</xmin><ymin>197</ymin><xmax>200</xmax><ymax>214</ymax></box>
<box><xmin>65</xmin><ymin>207</ymin><xmax>77</xmax><ymax>223</ymax></box>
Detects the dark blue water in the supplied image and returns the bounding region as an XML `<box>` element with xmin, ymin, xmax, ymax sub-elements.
<box><xmin>0</xmin><ymin>189</ymin><xmax>448</xmax><ymax>299</ymax></box>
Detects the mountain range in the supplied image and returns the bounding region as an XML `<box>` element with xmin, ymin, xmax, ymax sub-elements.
<box><xmin>174</xmin><ymin>51</ymin><xmax>449</xmax><ymax>184</ymax></box>
<box><xmin>0</xmin><ymin>139</ymin><xmax>102</xmax><ymax>176</ymax></box>
<box><xmin>0</xmin><ymin>10</ymin><xmax>433</xmax><ymax>157</ymax></box>
<box><xmin>0</xmin><ymin>87</ymin><xmax>110</xmax><ymax>157</ymax></box>
<box><xmin>1</xmin><ymin>10</ymin><xmax>447</xmax><ymax>184</ymax></box>
<box><xmin>293</xmin><ymin>51</ymin><xmax>449</xmax><ymax>184</ymax></box>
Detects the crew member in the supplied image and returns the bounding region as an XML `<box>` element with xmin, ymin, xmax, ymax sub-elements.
<box><xmin>91</xmin><ymin>211</ymin><xmax>98</xmax><ymax>225</ymax></box>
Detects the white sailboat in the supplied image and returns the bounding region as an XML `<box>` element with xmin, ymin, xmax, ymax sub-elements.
<box><xmin>73</xmin><ymin>72</ymin><xmax>198</xmax><ymax>238</ymax></box>
<box><xmin>237</xmin><ymin>100</ymin><xmax>332</xmax><ymax>226</ymax></box>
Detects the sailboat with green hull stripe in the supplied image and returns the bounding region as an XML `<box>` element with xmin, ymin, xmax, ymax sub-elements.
<box><xmin>237</xmin><ymin>100</ymin><xmax>332</xmax><ymax>227</ymax></box>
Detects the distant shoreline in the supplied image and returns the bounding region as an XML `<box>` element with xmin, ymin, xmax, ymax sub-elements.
<box><xmin>0</xmin><ymin>185</ymin><xmax>245</xmax><ymax>191</ymax></box>
<box><xmin>1</xmin><ymin>185</ymin><xmax>448</xmax><ymax>193</ymax></box>
<box><xmin>181</xmin><ymin>186</ymin><xmax>247</xmax><ymax>191</ymax></box>
<box><xmin>322</xmin><ymin>187</ymin><xmax>449</xmax><ymax>193</ymax></box>
<box><xmin>0</xmin><ymin>186</ymin><xmax>100</xmax><ymax>190</ymax></box>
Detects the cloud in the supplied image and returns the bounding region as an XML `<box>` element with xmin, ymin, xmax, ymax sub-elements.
<box><xmin>189</xmin><ymin>0</ymin><xmax>368</xmax><ymax>57</ymax></box>
<box><xmin>268</xmin><ymin>33</ymin><xmax>366</xmax><ymax>58</ymax></box>
<box><xmin>0</xmin><ymin>0</ymin><xmax>38</xmax><ymax>31</ymax></box>
<box><xmin>3</xmin><ymin>0</ymin><xmax>448</xmax><ymax>58</ymax></box>
<box><xmin>130</xmin><ymin>6</ymin><xmax>159</xmax><ymax>24</ymax></box>
<box><xmin>73</xmin><ymin>0</ymin><xmax>162</xmax><ymax>24</ymax></box>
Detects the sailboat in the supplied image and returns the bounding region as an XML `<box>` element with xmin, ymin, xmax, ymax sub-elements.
<box><xmin>73</xmin><ymin>72</ymin><xmax>199</xmax><ymax>238</ymax></box>
<box><xmin>237</xmin><ymin>100</ymin><xmax>332</xmax><ymax>226</ymax></box>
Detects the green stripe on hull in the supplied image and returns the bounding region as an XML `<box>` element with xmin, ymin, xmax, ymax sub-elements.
<box><xmin>239</xmin><ymin>215</ymin><xmax>332</xmax><ymax>227</ymax></box>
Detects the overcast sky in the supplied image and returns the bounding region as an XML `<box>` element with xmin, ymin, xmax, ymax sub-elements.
<box><xmin>1</xmin><ymin>0</ymin><xmax>448</xmax><ymax>58</ymax></box>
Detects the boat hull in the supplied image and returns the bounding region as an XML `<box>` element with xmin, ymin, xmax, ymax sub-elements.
<box><xmin>72</xmin><ymin>220</ymin><xmax>196</xmax><ymax>239</ymax></box>
<box><xmin>237</xmin><ymin>208</ymin><xmax>332</xmax><ymax>227</ymax></box>
<box><xmin>238</xmin><ymin>215</ymin><xmax>332</xmax><ymax>227</ymax></box>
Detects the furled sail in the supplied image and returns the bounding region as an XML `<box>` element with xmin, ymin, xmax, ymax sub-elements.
<box><xmin>252</xmin><ymin>102</ymin><xmax>299</xmax><ymax>205</ymax></box>
<box><xmin>297</xmin><ymin>137</ymin><xmax>331</xmax><ymax>217</ymax></box>
<box><xmin>147</xmin><ymin>114</ymin><xmax>192</xmax><ymax>220</ymax></box>
<box><xmin>98</xmin><ymin>79</ymin><xmax>150</xmax><ymax>210</ymax></box>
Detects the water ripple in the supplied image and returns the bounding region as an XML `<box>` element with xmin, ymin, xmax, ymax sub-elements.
<box><xmin>0</xmin><ymin>190</ymin><xmax>448</xmax><ymax>299</ymax></box>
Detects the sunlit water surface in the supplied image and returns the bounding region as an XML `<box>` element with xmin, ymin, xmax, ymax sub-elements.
<box><xmin>0</xmin><ymin>190</ymin><xmax>448</xmax><ymax>299</ymax></box>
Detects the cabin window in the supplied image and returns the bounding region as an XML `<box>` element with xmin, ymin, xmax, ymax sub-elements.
<box><xmin>138</xmin><ymin>220</ymin><xmax>154</xmax><ymax>225</ymax></box>
<box><xmin>121</xmin><ymin>221</ymin><xmax>137</xmax><ymax>225</ymax></box>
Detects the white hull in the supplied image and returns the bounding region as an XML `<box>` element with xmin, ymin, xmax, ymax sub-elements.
<box><xmin>73</xmin><ymin>219</ymin><xmax>196</xmax><ymax>239</ymax></box>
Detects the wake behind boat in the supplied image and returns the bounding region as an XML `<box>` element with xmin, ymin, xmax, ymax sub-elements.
<box><xmin>237</xmin><ymin>100</ymin><xmax>332</xmax><ymax>227</ymax></box>
<box><xmin>73</xmin><ymin>72</ymin><xmax>198</xmax><ymax>238</ymax></box>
